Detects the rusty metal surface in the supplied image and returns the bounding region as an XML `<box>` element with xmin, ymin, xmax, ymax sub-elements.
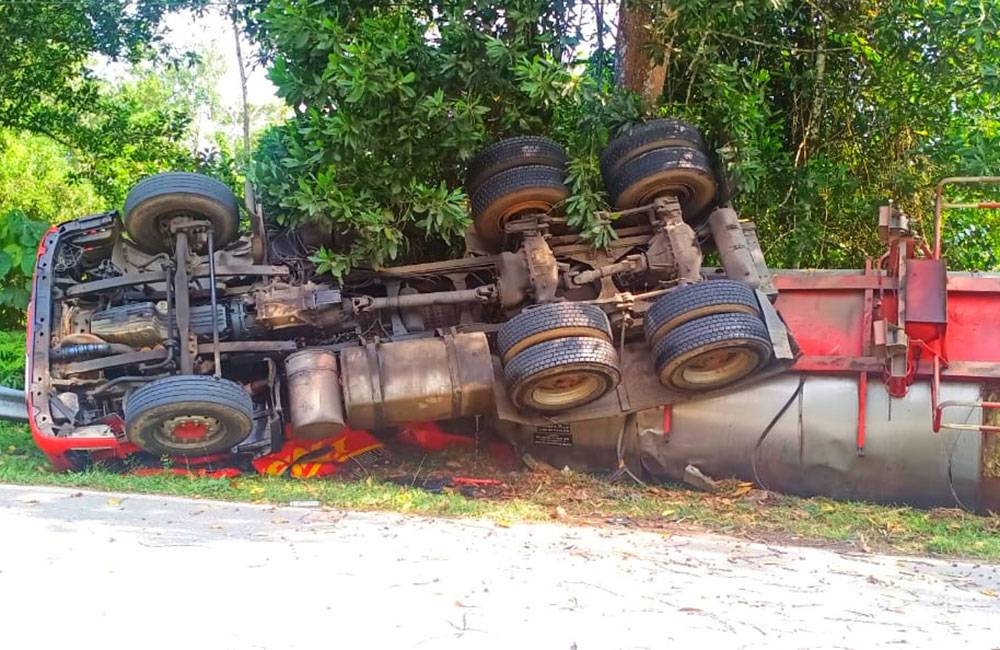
<box><xmin>496</xmin><ymin>414</ymin><xmax>629</xmax><ymax>473</ymax></box>
<box><xmin>522</xmin><ymin>233</ymin><xmax>559</xmax><ymax>303</ymax></box>
<box><xmin>774</xmin><ymin>268</ymin><xmax>1000</xmax><ymax>378</ymax></box>
<box><xmin>773</xmin><ymin>271</ymin><xmax>896</xmax><ymax>291</ymax></box>
<box><xmin>635</xmin><ymin>375</ymin><xmax>984</xmax><ymax>510</ymax></box>
<box><xmin>708</xmin><ymin>207</ymin><xmax>761</xmax><ymax>288</ymax></box>
<box><xmin>64</xmin><ymin>264</ymin><xmax>290</xmax><ymax>297</ymax></box>
<box><xmin>372</xmin><ymin>255</ymin><xmax>500</xmax><ymax>278</ymax></box>
<box><xmin>340</xmin><ymin>332</ymin><xmax>495</xmax><ymax>429</ymax></box>
<box><xmin>285</xmin><ymin>348</ymin><xmax>345</xmax><ymax>439</ymax></box>
<box><xmin>173</xmin><ymin>230</ymin><xmax>193</xmax><ymax>374</ymax></box>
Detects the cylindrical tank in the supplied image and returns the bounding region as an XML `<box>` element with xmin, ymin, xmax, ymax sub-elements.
<box><xmin>284</xmin><ymin>348</ymin><xmax>346</xmax><ymax>439</ymax></box>
<box><xmin>636</xmin><ymin>375</ymin><xmax>986</xmax><ymax>510</ymax></box>
<box><xmin>340</xmin><ymin>332</ymin><xmax>495</xmax><ymax>429</ymax></box>
<box><xmin>498</xmin><ymin>373</ymin><xmax>997</xmax><ymax>511</ymax></box>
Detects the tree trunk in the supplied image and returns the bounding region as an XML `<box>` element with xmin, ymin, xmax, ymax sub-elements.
<box><xmin>614</xmin><ymin>1</ymin><xmax>667</xmax><ymax>108</ymax></box>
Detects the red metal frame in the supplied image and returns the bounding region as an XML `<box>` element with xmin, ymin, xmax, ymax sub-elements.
<box><xmin>26</xmin><ymin>223</ymin><xmax>133</xmax><ymax>470</ymax></box>
<box><xmin>928</xmin><ymin>177</ymin><xmax>1000</xmax><ymax>431</ymax></box>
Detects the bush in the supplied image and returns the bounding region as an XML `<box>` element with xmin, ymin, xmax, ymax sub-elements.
<box><xmin>0</xmin><ymin>210</ymin><xmax>50</xmax><ymax>329</ymax></box>
<box><xmin>249</xmin><ymin>1</ymin><xmax>639</xmax><ymax>275</ymax></box>
<box><xmin>0</xmin><ymin>330</ymin><xmax>25</xmax><ymax>390</ymax></box>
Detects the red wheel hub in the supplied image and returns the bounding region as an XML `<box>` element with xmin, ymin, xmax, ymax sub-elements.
<box><xmin>171</xmin><ymin>420</ymin><xmax>210</xmax><ymax>442</ymax></box>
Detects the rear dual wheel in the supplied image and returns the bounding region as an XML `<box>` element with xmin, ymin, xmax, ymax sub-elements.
<box><xmin>652</xmin><ymin>312</ymin><xmax>772</xmax><ymax>391</ymax></box>
<box><xmin>504</xmin><ymin>337</ymin><xmax>621</xmax><ymax>412</ymax></box>
<box><xmin>498</xmin><ymin>303</ymin><xmax>620</xmax><ymax>413</ymax></box>
<box><xmin>466</xmin><ymin>137</ymin><xmax>570</xmax><ymax>245</ymax></box>
<box><xmin>601</xmin><ymin>119</ymin><xmax>718</xmax><ymax>226</ymax></box>
<box><xmin>644</xmin><ymin>282</ymin><xmax>772</xmax><ymax>392</ymax></box>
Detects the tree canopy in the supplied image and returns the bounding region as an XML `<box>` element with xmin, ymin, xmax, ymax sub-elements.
<box><xmin>0</xmin><ymin>0</ymin><xmax>202</xmax><ymax>202</ymax></box>
<box><xmin>248</xmin><ymin>0</ymin><xmax>638</xmax><ymax>274</ymax></box>
<box><xmin>0</xmin><ymin>0</ymin><xmax>998</xmax><ymax>322</ymax></box>
<box><xmin>632</xmin><ymin>0</ymin><xmax>1000</xmax><ymax>268</ymax></box>
<box><xmin>0</xmin><ymin>0</ymin><xmax>215</xmax><ymax>326</ymax></box>
<box><xmin>251</xmin><ymin>0</ymin><xmax>1000</xmax><ymax>272</ymax></box>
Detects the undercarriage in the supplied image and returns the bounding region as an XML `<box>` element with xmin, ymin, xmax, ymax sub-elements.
<box><xmin>26</xmin><ymin>122</ymin><xmax>796</xmax><ymax>470</ymax></box>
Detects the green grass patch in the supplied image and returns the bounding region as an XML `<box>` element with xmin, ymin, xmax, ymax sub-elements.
<box><xmin>3</xmin><ymin>419</ymin><xmax>999</xmax><ymax>560</ymax></box>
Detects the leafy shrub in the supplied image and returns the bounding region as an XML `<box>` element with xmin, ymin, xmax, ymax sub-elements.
<box><xmin>0</xmin><ymin>210</ymin><xmax>49</xmax><ymax>329</ymax></box>
<box><xmin>0</xmin><ymin>329</ymin><xmax>25</xmax><ymax>389</ymax></box>
<box><xmin>249</xmin><ymin>1</ymin><xmax>638</xmax><ymax>275</ymax></box>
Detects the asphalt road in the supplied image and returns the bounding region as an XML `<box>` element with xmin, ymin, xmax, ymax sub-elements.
<box><xmin>1</xmin><ymin>484</ymin><xmax>998</xmax><ymax>649</ymax></box>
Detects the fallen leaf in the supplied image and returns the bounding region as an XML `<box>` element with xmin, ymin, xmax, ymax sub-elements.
<box><xmin>982</xmin><ymin>589</ymin><xmax>997</xmax><ymax>598</ymax></box>
<box><xmin>660</xmin><ymin>509</ymin><xmax>676</xmax><ymax>517</ymax></box>
<box><xmin>107</xmin><ymin>497</ymin><xmax>122</xmax><ymax>507</ymax></box>
<box><xmin>729</xmin><ymin>483</ymin><xmax>753</xmax><ymax>498</ymax></box>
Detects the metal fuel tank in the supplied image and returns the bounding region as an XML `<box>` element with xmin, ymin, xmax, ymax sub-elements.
<box><xmin>340</xmin><ymin>332</ymin><xmax>495</xmax><ymax>429</ymax></box>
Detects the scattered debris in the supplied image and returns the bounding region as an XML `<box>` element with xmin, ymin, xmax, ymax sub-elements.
<box><xmin>521</xmin><ymin>453</ymin><xmax>557</xmax><ymax>473</ymax></box>
<box><xmin>683</xmin><ymin>464</ymin><xmax>718</xmax><ymax>493</ymax></box>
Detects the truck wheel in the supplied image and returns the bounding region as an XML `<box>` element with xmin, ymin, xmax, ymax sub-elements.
<box><xmin>652</xmin><ymin>312</ymin><xmax>771</xmax><ymax>392</ymax></box>
<box><xmin>465</xmin><ymin>136</ymin><xmax>568</xmax><ymax>199</ymax></box>
<box><xmin>124</xmin><ymin>375</ymin><xmax>253</xmax><ymax>456</ymax></box>
<box><xmin>471</xmin><ymin>165</ymin><xmax>569</xmax><ymax>244</ymax></box>
<box><xmin>600</xmin><ymin>119</ymin><xmax>706</xmax><ymax>180</ymax></box>
<box><xmin>606</xmin><ymin>147</ymin><xmax>717</xmax><ymax>221</ymax></box>
<box><xmin>124</xmin><ymin>172</ymin><xmax>240</xmax><ymax>254</ymax></box>
<box><xmin>497</xmin><ymin>302</ymin><xmax>612</xmax><ymax>363</ymax></box>
<box><xmin>504</xmin><ymin>337</ymin><xmax>620</xmax><ymax>412</ymax></box>
<box><xmin>644</xmin><ymin>280</ymin><xmax>760</xmax><ymax>347</ymax></box>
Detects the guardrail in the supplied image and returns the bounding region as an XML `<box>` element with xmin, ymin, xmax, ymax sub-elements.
<box><xmin>0</xmin><ymin>387</ymin><xmax>27</xmax><ymax>422</ymax></box>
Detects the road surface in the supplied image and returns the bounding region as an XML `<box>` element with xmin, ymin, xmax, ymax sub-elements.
<box><xmin>1</xmin><ymin>484</ymin><xmax>998</xmax><ymax>649</ymax></box>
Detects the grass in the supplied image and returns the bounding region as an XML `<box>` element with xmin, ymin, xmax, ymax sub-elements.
<box><xmin>2</xmin><ymin>420</ymin><xmax>999</xmax><ymax>561</ymax></box>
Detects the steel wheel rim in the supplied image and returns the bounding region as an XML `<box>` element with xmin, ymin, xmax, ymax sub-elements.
<box><xmin>675</xmin><ymin>347</ymin><xmax>760</xmax><ymax>389</ymax></box>
<box><xmin>154</xmin><ymin>413</ymin><xmax>228</xmax><ymax>452</ymax></box>
<box><xmin>526</xmin><ymin>371</ymin><xmax>607</xmax><ymax>409</ymax></box>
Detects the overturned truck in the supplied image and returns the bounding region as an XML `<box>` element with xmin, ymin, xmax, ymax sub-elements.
<box><xmin>25</xmin><ymin>120</ymin><xmax>1000</xmax><ymax>512</ymax></box>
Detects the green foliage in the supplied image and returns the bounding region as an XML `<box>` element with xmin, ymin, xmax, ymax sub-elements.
<box><xmin>0</xmin><ymin>330</ymin><xmax>25</xmax><ymax>389</ymax></box>
<box><xmin>75</xmin><ymin>64</ymin><xmax>201</xmax><ymax>205</ymax></box>
<box><xmin>0</xmin><ymin>131</ymin><xmax>104</xmax><ymax>222</ymax></box>
<box><xmin>0</xmin><ymin>211</ymin><xmax>50</xmax><ymax>327</ymax></box>
<box><xmin>646</xmin><ymin>0</ymin><xmax>1000</xmax><ymax>269</ymax></box>
<box><xmin>249</xmin><ymin>1</ymin><xmax>638</xmax><ymax>272</ymax></box>
<box><xmin>0</xmin><ymin>0</ymin><xmax>200</xmax><ymax>147</ymax></box>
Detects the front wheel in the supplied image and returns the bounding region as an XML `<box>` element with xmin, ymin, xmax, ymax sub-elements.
<box><xmin>124</xmin><ymin>375</ymin><xmax>254</xmax><ymax>456</ymax></box>
<box><xmin>123</xmin><ymin>172</ymin><xmax>241</xmax><ymax>254</ymax></box>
